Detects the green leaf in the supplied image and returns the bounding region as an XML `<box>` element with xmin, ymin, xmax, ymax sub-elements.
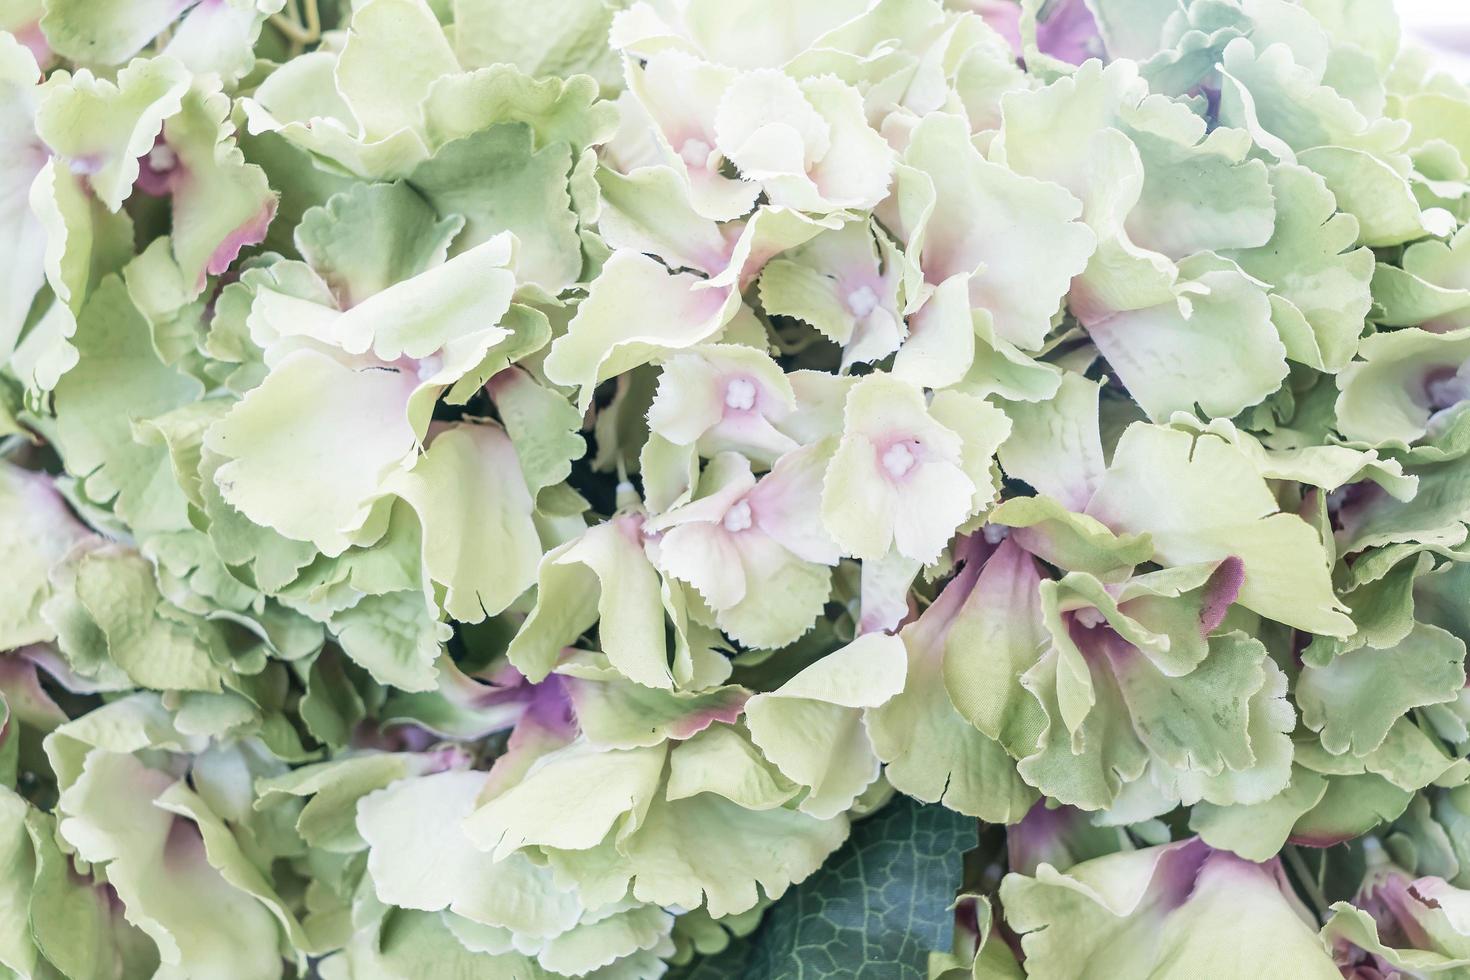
<box><xmin>669</xmin><ymin>795</ymin><xmax>976</xmax><ymax>980</ymax></box>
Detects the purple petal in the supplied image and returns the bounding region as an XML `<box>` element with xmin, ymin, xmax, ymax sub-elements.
<box><xmin>203</xmin><ymin>197</ymin><xmax>277</xmax><ymax>285</ymax></box>
<box><xmin>1035</xmin><ymin>0</ymin><xmax>1106</xmax><ymax>65</ymax></box>
<box><xmin>1198</xmin><ymin>556</ymin><xmax>1246</xmax><ymax>635</ymax></box>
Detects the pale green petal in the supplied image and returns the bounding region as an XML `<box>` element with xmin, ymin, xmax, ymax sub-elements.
<box><xmin>335</xmin><ymin>0</ymin><xmax>458</xmax><ymax>144</ymax></box>
<box><xmin>1087</xmin><ymin>423</ymin><xmax>1353</xmax><ymax>636</ymax></box>
<box><xmin>293</xmin><ymin>181</ymin><xmax>463</xmax><ymax>308</ymax></box>
<box><xmin>900</xmin><ymin>111</ymin><xmax>1093</xmax><ymax>350</ymax></box>
<box><xmin>0</xmin><ymin>788</ymin><xmax>37</xmax><ymax>978</ymax></box>
<box><xmin>408</xmin><ymin>122</ymin><xmax>582</xmax><ymax>295</ymax></box>
<box><xmin>34</xmin><ymin>56</ymin><xmax>189</xmax><ymax>211</ymax></box>
<box><xmin>429</xmin><ymin>78</ymin><xmax>610</xmax><ymax>188</ymax></box>
<box><xmin>928</xmin><ymin>388</ymin><xmax>1011</xmax><ymax>514</ymax></box>
<box><xmin>18</xmin><ymin>161</ymin><xmax>133</xmax><ymax>390</ymax></box>
<box><xmin>254</xmin><ymin>753</ymin><xmax>440</xmax><ymax>853</ymax></box>
<box><xmin>22</xmin><ymin>802</ymin><xmax>159</xmax><ymax>980</ymax></box>
<box><xmin>1086</xmin><ymin>258</ymin><xmax>1288</xmax><ymax>422</ymax></box>
<box><xmin>161</xmin><ymin>0</ymin><xmax>287</xmax><ymax>84</ymax></box>
<box><xmin>1297</xmin><ymin>623</ymin><xmax>1467</xmax><ymax>757</ymax></box>
<box><xmin>204</xmin><ymin>348</ymin><xmax>420</xmax><ymax>556</ymax></box>
<box><xmin>717</xmin><ymin>530</ymin><xmax>832</xmax><ymax>649</ymax></box>
<box><xmin>51</xmin><ymin>276</ymin><xmax>202</xmax><ymax>536</ymax></box>
<box><xmin>665</xmin><ymin>725</ymin><xmax>798</xmax><ymax>811</ymax></box>
<box><xmin>452</xmin><ymin>0</ymin><xmax>621</xmax><ymax>88</ymax></box>
<box><xmin>68</xmin><ymin>544</ymin><xmax>224</xmax><ymax>692</ymax></box>
<box><xmin>0</xmin><ymin>465</ymin><xmax>91</xmax><ymax>649</ymax></box>
<box><xmin>1109</xmin><ymin>630</ymin><xmax>1267</xmax><ymax>776</ymax></box>
<box><xmin>465</xmin><ymin>740</ymin><xmax>665</xmax><ymax>858</ymax></box>
<box><xmin>619</xmin><ymin>786</ymin><xmax>849</xmax><ymax>919</ymax></box>
<box><xmin>595</xmin><ymin>164</ymin><xmax>732</xmax><ymax>276</ymax></box>
<box><xmin>330</xmin><ymin>590</ymin><xmax>447</xmax><ymax>693</ymax></box>
<box><xmin>989</xmin><ymin>495</ymin><xmax>1153</xmax><ymax>578</ymax></box>
<box><xmin>1224</xmin><ymin>162</ymin><xmax>1373</xmax><ymax>372</ymax></box>
<box><xmin>1335</xmin><ymin>326</ymin><xmax>1470</xmax><ymax>445</ymax></box>
<box><xmin>821</xmin><ymin>374</ymin><xmax>976</xmax><ymax>563</ymax></box>
<box><xmin>870</xmin><ymin>596</ymin><xmax>1039</xmax><ymax>823</ymax></box>
<box><xmin>57</xmin><ymin>752</ymin><xmax>284</xmax><ymax>980</ymax></box>
<box><xmin>744</xmin><ymin>633</ymin><xmax>905</xmax><ymax>818</ymax></box>
<box><xmin>892</xmin><ymin>274</ymin><xmax>972</xmax><ymax>389</ymax></box>
<box><xmin>387</xmin><ymin>422</ymin><xmax>541</xmax><ymax>623</ymax></box>
<box><xmin>535</xmin><ymin>902</ymin><xmax>674</xmax><ymax>978</ymax></box>
<box><xmin>999</xmin><ymin>841</ymin><xmax>1341</xmax><ymax>979</ymax></box>
<box><xmin>1190</xmin><ymin>768</ymin><xmax>1330</xmax><ymax>862</ymax></box>
<box><xmin>0</xmin><ymin>32</ymin><xmax>46</xmax><ymax>360</ymax></box>
<box><xmin>1299</xmin><ymin>144</ymin><xmax>1430</xmax><ymax>247</ymax></box>
<box><xmin>819</xmin><ymin>427</ymin><xmax>899</xmax><ymax>561</ymax></box>
<box><xmin>486</xmin><ymin>367</ymin><xmax>586</xmax><ymax>500</ymax></box>
<box><xmin>1125</xmin><ymin>124</ymin><xmax>1275</xmax><ymax>260</ymax></box>
<box><xmin>41</xmin><ymin>0</ymin><xmax>183</xmax><ymax>65</ymax></box>
<box><xmin>508</xmin><ymin>515</ymin><xmax>675</xmax><ymax>689</ymax></box>
<box><xmin>153</xmin><ymin>780</ymin><xmax>310</xmax><ymax>963</ymax></box>
<box><xmin>998</xmin><ymin>372</ymin><xmax>1106</xmax><ymax>511</ymax></box>
<box><xmin>357</xmin><ymin>770</ymin><xmax>583</xmax><ymax>938</ymax></box>
<box><xmin>156</xmin><ymin>83</ymin><xmax>278</xmax><ymax>293</ymax></box>
<box><xmin>1217</xmin><ymin>36</ymin><xmax>1406</xmax><ymax>162</ymax></box>
<box><xmin>1155</xmin><ymin>652</ymin><xmax>1296</xmax><ymax>809</ymax></box>
<box><xmin>544</xmin><ymin>250</ymin><xmax>739</xmax><ymax>412</ymax></box>
<box><xmin>241</xmin><ymin>50</ymin><xmax>433</xmax><ymax>181</ymax></box>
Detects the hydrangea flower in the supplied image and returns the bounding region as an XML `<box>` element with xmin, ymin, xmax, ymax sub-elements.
<box><xmin>1</xmin><ymin>0</ymin><xmax>1470</xmax><ymax>976</ymax></box>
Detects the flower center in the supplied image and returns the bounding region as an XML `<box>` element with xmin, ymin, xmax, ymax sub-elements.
<box><xmin>724</xmin><ymin>377</ymin><xmax>757</xmax><ymax>411</ymax></box>
<box><xmin>148</xmin><ymin>143</ymin><xmax>177</xmax><ymax>171</ymax></box>
<box><xmin>1074</xmin><ymin>607</ymin><xmax>1106</xmax><ymax>629</ymax></box>
<box><xmin>415</xmin><ymin>354</ymin><xmax>443</xmax><ymax>381</ymax></box>
<box><xmin>722</xmin><ymin>500</ymin><xmax>753</xmax><ymax>533</ymax></box>
<box><xmin>881</xmin><ymin>442</ymin><xmax>916</xmax><ymax>478</ymax></box>
<box><xmin>679</xmin><ymin>138</ymin><xmax>712</xmax><ymax>168</ymax></box>
<box><xmin>1425</xmin><ymin>368</ymin><xmax>1470</xmax><ymax>413</ymax></box>
<box><xmin>846</xmin><ymin>285</ymin><xmax>879</xmax><ymax>318</ymax></box>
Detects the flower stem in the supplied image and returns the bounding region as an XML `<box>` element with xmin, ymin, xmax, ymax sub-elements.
<box><xmin>1284</xmin><ymin>845</ymin><xmax>1330</xmax><ymax>920</ymax></box>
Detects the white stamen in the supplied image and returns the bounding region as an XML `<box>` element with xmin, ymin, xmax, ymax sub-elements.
<box><xmin>148</xmin><ymin>143</ymin><xmax>177</xmax><ymax>171</ymax></box>
<box><xmin>881</xmin><ymin>442</ymin><xmax>915</xmax><ymax>479</ymax></box>
<box><xmin>981</xmin><ymin>524</ymin><xmax>1009</xmax><ymax>544</ymax></box>
<box><xmin>1075</xmin><ymin>607</ymin><xmax>1106</xmax><ymax>628</ymax></box>
<box><xmin>722</xmin><ymin>500</ymin><xmax>753</xmax><ymax>533</ymax></box>
<box><xmin>415</xmin><ymin>354</ymin><xmax>443</xmax><ymax>381</ymax></box>
<box><xmin>724</xmin><ymin>377</ymin><xmax>757</xmax><ymax>411</ymax></box>
<box><xmin>846</xmin><ymin>285</ymin><xmax>879</xmax><ymax>318</ymax></box>
<box><xmin>679</xmin><ymin>138</ymin><xmax>712</xmax><ymax>168</ymax></box>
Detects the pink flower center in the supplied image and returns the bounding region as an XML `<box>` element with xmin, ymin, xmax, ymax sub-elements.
<box><xmin>1074</xmin><ymin>607</ymin><xmax>1106</xmax><ymax>628</ymax></box>
<box><xmin>680</xmin><ymin>138</ymin><xmax>712</xmax><ymax>168</ymax></box>
<box><xmin>881</xmin><ymin>442</ymin><xmax>916</xmax><ymax>478</ymax></box>
<box><xmin>724</xmin><ymin>377</ymin><xmax>757</xmax><ymax>411</ymax></box>
<box><xmin>147</xmin><ymin>143</ymin><xmax>177</xmax><ymax>171</ymax></box>
<box><xmin>722</xmin><ymin>500</ymin><xmax>753</xmax><ymax>533</ymax></box>
<box><xmin>846</xmin><ymin>285</ymin><xmax>879</xmax><ymax>318</ymax></box>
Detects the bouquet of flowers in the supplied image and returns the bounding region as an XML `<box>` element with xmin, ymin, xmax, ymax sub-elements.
<box><xmin>3</xmin><ymin>0</ymin><xmax>1470</xmax><ymax>976</ymax></box>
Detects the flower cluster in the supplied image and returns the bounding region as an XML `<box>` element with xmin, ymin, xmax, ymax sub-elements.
<box><xmin>3</xmin><ymin>0</ymin><xmax>1470</xmax><ymax>976</ymax></box>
